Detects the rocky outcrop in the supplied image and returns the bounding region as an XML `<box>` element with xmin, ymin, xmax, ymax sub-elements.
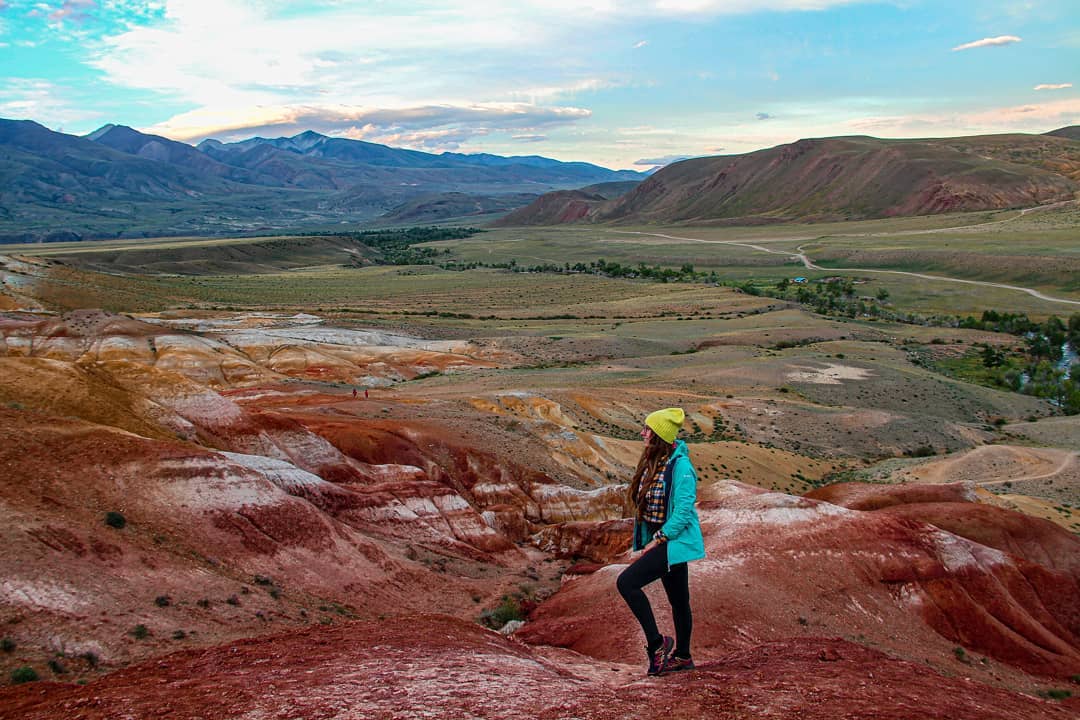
<box><xmin>519</xmin><ymin>483</ymin><xmax>1080</xmax><ymax>681</ymax></box>
<box><xmin>0</xmin><ymin>309</ymin><xmax>509</xmax><ymax>388</ymax></box>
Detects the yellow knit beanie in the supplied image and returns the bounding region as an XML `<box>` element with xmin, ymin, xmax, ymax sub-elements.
<box><xmin>645</xmin><ymin>407</ymin><xmax>685</xmax><ymax>444</ymax></box>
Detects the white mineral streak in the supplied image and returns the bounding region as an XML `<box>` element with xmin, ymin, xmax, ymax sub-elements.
<box><xmin>1</xmin><ymin>579</ymin><xmax>89</xmax><ymax>613</ymax></box>
<box><xmin>930</xmin><ymin>529</ymin><xmax>1008</xmax><ymax>573</ymax></box>
<box><xmin>221</xmin><ymin>452</ymin><xmax>328</xmax><ymax>493</ymax></box>
<box><xmin>152</xmin><ymin>456</ymin><xmax>282</xmax><ymax>509</ymax></box>
<box><xmin>162</xmin><ymin>389</ymin><xmax>245</xmax><ymax>429</ymax></box>
<box><xmin>784</xmin><ymin>363</ymin><xmax>874</xmax><ymax>385</ymax></box>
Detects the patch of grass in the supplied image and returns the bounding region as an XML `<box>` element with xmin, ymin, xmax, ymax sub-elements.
<box><xmin>11</xmin><ymin>666</ymin><xmax>38</xmax><ymax>684</ymax></box>
<box><xmin>479</xmin><ymin>595</ymin><xmax>525</xmax><ymax>629</ymax></box>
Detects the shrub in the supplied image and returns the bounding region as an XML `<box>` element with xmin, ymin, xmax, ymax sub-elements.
<box><xmin>11</xmin><ymin>666</ymin><xmax>38</xmax><ymax>684</ymax></box>
<box><xmin>154</xmin><ymin>595</ymin><xmax>171</xmax><ymax>607</ymax></box>
<box><xmin>479</xmin><ymin>595</ymin><xmax>525</xmax><ymax>629</ymax></box>
<box><xmin>226</xmin><ymin>595</ymin><xmax>240</xmax><ymax>606</ymax></box>
<box><xmin>80</xmin><ymin>651</ymin><xmax>99</xmax><ymax>668</ymax></box>
<box><xmin>1037</xmin><ymin>689</ymin><xmax>1072</xmax><ymax>700</ymax></box>
<box><xmin>172</xmin><ymin>630</ymin><xmax>187</xmax><ymax>640</ymax></box>
<box><xmin>196</xmin><ymin>598</ymin><xmax>210</xmax><ymax>608</ymax></box>
<box><xmin>953</xmin><ymin>646</ymin><xmax>969</xmax><ymax>663</ymax></box>
<box><xmin>253</xmin><ymin>575</ymin><xmax>273</xmax><ymax>586</ymax></box>
<box><xmin>104</xmin><ymin>511</ymin><xmax>126</xmax><ymax>529</ymax></box>
<box><xmin>131</xmin><ymin>624</ymin><xmax>149</xmax><ymax>639</ymax></box>
<box><xmin>1</xmin><ymin>637</ymin><xmax>14</xmax><ymax>653</ymax></box>
<box><xmin>47</xmin><ymin>659</ymin><xmax>67</xmax><ymax>675</ymax></box>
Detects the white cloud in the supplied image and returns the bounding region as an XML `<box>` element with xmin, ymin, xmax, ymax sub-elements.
<box><xmin>951</xmin><ymin>35</ymin><xmax>1021</xmax><ymax>51</ymax></box>
<box><xmin>845</xmin><ymin>97</ymin><xmax>1080</xmax><ymax>136</ymax></box>
<box><xmin>0</xmin><ymin>78</ymin><xmax>103</xmax><ymax>125</ymax></box>
<box><xmin>511</xmin><ymin>78</ymin><xmax>619</xmax><ymax>103</ymax></box>
<box><xmin>146</xmin><ymin>102</ymin><xmax>591</xmax><ymax>152</ymax></box>
<box><xmin>634</xmin><ymin>154</ymin><xmax>693</xmax><ymax>166</ymax></box>
<box><xmin>755</xmin><ymin>112</ymin><xmax>774</xmax><ymax>120</ymax></box>
<box><xmin>633</xmin><ymin>39</ymin><xmax>648</xmax><ymax>48</ymax></box>
<box><xmin>48</xmin><ymin>0</ymin><xmax>95</xmax><ymax>25</ymax></box>
<box><xmin>651</xmin><ymin>0</ymin><xmax>861</xmax><ymax>13</ymax></box>
<box><xmin>1034</xmin><ymin>83</ymin><xmax>1072</xmax><ymax>91</ymax></box>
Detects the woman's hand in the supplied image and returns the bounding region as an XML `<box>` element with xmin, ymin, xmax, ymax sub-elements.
<box><xmin>636</xmin><ymin>538</ymin><xmax>662</xmax><ymax>556</ymax></box>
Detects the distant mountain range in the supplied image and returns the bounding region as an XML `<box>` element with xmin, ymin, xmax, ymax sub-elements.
<box><xmin>0</xmin><ymin>119</ymin><xmax>645</xmax><ymax>242</ymax></box>
<box><xmin>501</xmin><ymin>128</ymin><xmax>1080</xmax><ymax>227</ymax></box>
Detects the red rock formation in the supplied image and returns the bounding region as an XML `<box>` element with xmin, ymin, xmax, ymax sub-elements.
<box><xmin>519</xmin><ymin>484</ymin><xmax>1080</xmax><ymax>683</ymax></box>
<box><xmin>0</xmin><ymin>407</ymin><xmax>515</xmax><ymax>678</ymax></box>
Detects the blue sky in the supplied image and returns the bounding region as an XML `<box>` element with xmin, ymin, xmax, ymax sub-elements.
<box><xmin>0</xmin><ymin>0</ymin><xmax>1076</xmax><ymax>169</ymax></box>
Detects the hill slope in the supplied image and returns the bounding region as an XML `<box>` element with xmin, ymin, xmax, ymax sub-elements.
<box><xmin>504</xmin><ymin>131</ymin><xmax>1080</xmax><ymax>226</ymax></box>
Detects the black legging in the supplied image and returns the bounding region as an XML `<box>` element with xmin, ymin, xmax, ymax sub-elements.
<box><xmin>616</xmin><ymin>542</ymin><xmax>693</xmax><ymax>658</ymax></box>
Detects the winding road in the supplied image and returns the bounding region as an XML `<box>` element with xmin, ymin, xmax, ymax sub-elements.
<box><xmin>611</xmin><ymin>200</ymin><xmax>1080</xmax><ymax>307</ymax></box>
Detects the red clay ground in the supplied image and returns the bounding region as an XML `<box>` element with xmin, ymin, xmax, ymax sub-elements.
<box><xmin>1</xmin><ymin>615</ymin><xmax>1076</xmax><ymax>720</ymax></box>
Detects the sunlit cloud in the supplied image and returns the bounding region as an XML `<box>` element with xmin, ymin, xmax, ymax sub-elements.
<box><xmin>651</xmin><ymin>0</ymin><xmax>863</xmax><ymax>12</ymax></box>
<box><xmin>0</xmin><ymin>77</ymin><xmax>103</xmax><ymax>126</ymax></box>
<box><xmin>634</xmin><ymin>154</ymin><xmax>693</xmax><ymax>166</ymax></box>
<box><xmin>845</xmin><ymin>98</ymin><xmax>1080</xmax><ymax>136</ymax></box>
<box><xmin>146</xmin><ymin>102</ymin><xmax>592</xmax><ymax>152</ymax></box>
<box><xmin>951</xmin><ymin>35</ymin><xmax>1021</xmax><ymax>52</ymax></box>
<box><xmin>511</xmin><ymin>78</ymin><xmax>619</xmax><ymax>103</ymax></box>
<box><xmin>1034</xmin><ymin>83</ymin><xmax>1072</xmax><ymax>91</ymax></box>
<box><xmin>48</xmin><ymin>0</ymin><xmax>96</xmax><ymax>25</ymax></box>
<box><xmin>633</xmin><ymin>39</ymin><xmax>648</xmax><ymax>48</ymax></box>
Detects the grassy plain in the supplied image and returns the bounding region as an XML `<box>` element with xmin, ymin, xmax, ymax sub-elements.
<box><xmin>12</xmin><ymin>203</ymin><xmax>1079</xmax><ymax>320</ymax></box>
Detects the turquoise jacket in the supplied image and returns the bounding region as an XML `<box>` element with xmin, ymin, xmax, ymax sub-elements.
<box><xmin>632</xmin><ymin>440</ymin><xmax>706</xmax><ymax>567</ymax></box>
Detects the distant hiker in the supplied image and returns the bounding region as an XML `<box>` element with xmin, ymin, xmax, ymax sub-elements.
<box><xmin>352</xmin><ymin>387</ymin><xmax>358</xmax><ymax>398</ymax></box>
<box><xmin>617</xmin><ymin>407</ymin><xmax>705</xmax><ymax>676</ymax></box>
<box><xmin>364</xmin><ymin>388</ymin><xmax>369</xmax><ymax>399</ymax></box>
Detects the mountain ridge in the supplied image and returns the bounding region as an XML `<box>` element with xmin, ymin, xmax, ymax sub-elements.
<box><xmin>502</xmin><ymin>128</ymin><xmax>1080</xmax><ymax>227</ymax></box>
<box><xmin>0</xmin><ymin>119</ymin><xmax>643</xmax><ymax>241</ymax></box>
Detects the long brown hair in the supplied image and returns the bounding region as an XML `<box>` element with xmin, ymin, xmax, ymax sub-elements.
<box><xmin>626</xmin><ymin>432</ymin><xmax>674</xmax><ymax>519</ymax></box>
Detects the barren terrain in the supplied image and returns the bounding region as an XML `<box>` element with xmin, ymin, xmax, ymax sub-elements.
<box><xmin>0</xmin><ymin>219</ymin><xmax>1078</xmax><ymax>718</ymax></box>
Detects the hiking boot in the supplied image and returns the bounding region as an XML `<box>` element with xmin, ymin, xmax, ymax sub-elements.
<box><xmin>665</xmin><ymin>655</ymin><xmax>695</xmax><ymax>673</ymax></box>
<box><xmin>646</xmin><ymin>635</ymin><xmax>674</xmax><ymax>676</ymax></box>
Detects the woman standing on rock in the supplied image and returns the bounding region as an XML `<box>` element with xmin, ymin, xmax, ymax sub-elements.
<box><xmin>617</xmin><ymin>407</ymin><xmax>706</xmax><ymax>676</ymax></box>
